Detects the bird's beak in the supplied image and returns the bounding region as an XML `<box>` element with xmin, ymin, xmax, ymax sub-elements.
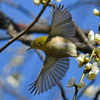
<box><xmin>27</xmin><ymin>47</ymin><xmax>31</xmax><ymax>51</ymax></box>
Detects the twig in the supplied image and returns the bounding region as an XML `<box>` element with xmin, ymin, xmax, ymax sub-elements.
<box><xmin>93</xmin><ymin>90</ymin><xmax>100</xmax><ymax>100</ymax></box>
<box><xmin>0</xmin><ymin>11</ymin><xmax>93</xmax><ymax>54</ymax></box>
<box><xmin>0</xmin><ymin>37</ymin><xmax>11</xmax><ymax>41</ymax></box>
<box><xmin>0</xmin><ymin>11</ymin><xmax>89</xmax><ymax>35</ymax></box>
<box><xmin>58</xmin><ymin>82</ymin><xmax>67</xmax><ymax>100</ymax></box>
<box><xmin>0</xmin><ymin>0</ymin><xmax>50</xmax><ymax>53</ymax></box>
<box><xmin>73</xmin><ymin>20</ymin><xmax>93</xmax><ymax>53</ymax></box>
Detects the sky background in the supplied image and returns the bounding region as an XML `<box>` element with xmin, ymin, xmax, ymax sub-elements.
<box><xmin>0</xmin><ymin>0</ymin><xmax>100</xmax><ymax>100</ymax></box>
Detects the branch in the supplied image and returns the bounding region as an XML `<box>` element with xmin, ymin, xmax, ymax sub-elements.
<box><xmin>0</xmin><ymin>37</ymin><xmax>11</xmax><ymax>41</ymax></box>
<box><xmin>0</xmin><ymin>11</ymin><xmax>89</xmax><ymax>35</ymax></box>
<box><xmin>0</xmin><ymin>10</ymin><xmax>93</xmax><ymax>54</ymax></box>
<box><xmin>0</xmin><ymin>0</ymin><xmax>50</xmax><ymax>53</ymax></box>
<box><xmin>73</xmin><ymin>20</ymin><xmax>94</xmax><ymax>53</ymax></box>
<box><xmin>0</xmin><ymin>11</ymin><xmax>93</xmax><ymax>54</ymax></box>
<box><xmin>93</xmin><ymin>90</ymin><xmax>100</xmax><ymax>100</ymax></box>
<box><xmin>58</xmin><ymin>82</ymin><xmax>67</xmax><ymax>100</ymax></box>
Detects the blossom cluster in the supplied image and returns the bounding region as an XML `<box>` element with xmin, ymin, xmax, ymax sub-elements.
<box><xmin>76</xmin><ymin>52</ymin><xmax>99</xmax><ymax>81</ymax></box>
<box><xmin>76</xmin><ymin>53</ymin><xmax>89</xmax><ymax>68</ymax></box>
<box><xmin>88</xmin><ymin>30</ymin><xmax>100</xmax><ymax>45</ymax></box>
<box><xmin>67</xmin><ymin>8</ymin><xmax>100</xmax><ymax>90</ymax></box>
<box><xmin>75</xmin><ymin>8</ymin><xmax>100</xmax><ymax>81</ymax></box>
<box><xmin>67</xmin><ymin>77</ymin><xmax>85</xmax><ymax>88</ymax></box>
<box><xmin>32</xmin><ymin>0</ymin><xmax>62</xmax><ymax>6</ymax></box>
<box><xmin>86</xmin><ymin>62</ymin><xmax>99</xmax><ymax>80</ymax></box>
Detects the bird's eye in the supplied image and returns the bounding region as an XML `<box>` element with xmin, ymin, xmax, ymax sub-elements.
<box><xmin>33</xmin><ymin>41</ymin><xmax>36</xmax><ymax>44</ymax></box>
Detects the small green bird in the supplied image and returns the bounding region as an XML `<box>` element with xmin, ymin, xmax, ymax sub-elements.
<box><xmin>28</xmin><ymin>4</ymin><xmax>77</xmax><ymax>95</ymax></box>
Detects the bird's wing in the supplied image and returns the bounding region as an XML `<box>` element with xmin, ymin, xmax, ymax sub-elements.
<box><xmin>49</xmin><ymin>4</ymin><xmax>75</xmax><ymax>38</ymax></box>
<box><xmin>29</xmin><ymin>56</ymin><xmax>69</xmax><ymax>95</ymax></box>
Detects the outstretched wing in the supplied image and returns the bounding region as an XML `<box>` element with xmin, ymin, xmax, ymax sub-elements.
<box><xmin>29</xmin><ymin>56</ymin><xmax>69</xmax><ymax>95</ymax></box>
<box><xmin>49</xmin><ymin>4</ymin><xmax>75</xmax><ymax>38</ymax></box>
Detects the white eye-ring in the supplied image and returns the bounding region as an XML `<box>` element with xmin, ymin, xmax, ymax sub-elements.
<box><xmin>33</xmin><ymin>41</ymin><xmax>36</xmax><ymax>44</ymax></box>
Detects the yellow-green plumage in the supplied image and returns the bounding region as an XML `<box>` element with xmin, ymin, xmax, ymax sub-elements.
<box><xmin>28</xmin><ymin>4</ymin><xmax>77</xmax><ymax>95</ymax></box>
<box><xmin>30</xmin><ymin>36</ymin><xmax>77</xmax><ymax>57</ymax></box>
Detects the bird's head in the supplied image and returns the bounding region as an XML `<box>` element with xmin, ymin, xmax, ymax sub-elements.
<box><xmin>27</xmin><ymin>36</ymin><xmax>48</xmax><ymax>51</ymax></box>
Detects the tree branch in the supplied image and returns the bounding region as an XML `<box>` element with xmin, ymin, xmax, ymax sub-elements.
<box><xmin>0</xmin><ymin>0</ymin><xmax>50</xmax><ymax>53</ymax></box>
<box><xmin>58</xmin><ymin>82</ymin><xmax>67</xmax><ymax>100</ymax></box>
<box><xmin>73</xmin><ymin>20</ymin><xmax>94</xmax><ymax>53</ymax></box>
<box><xmin>93</xmin><ymin>90</ymin><xmax>100</xmax><ymax>100</ymax></box>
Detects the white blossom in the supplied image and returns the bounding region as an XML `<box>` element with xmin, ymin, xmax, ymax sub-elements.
<box><xmin>7</xmin><ymin>75</ymin><xmax>19</xmax><ymax>87</ymax></box>
<box><xmin>88</xmin><ymin>30</ymin><xmax>100</xmax><ymax>45</ymax></box>
<box><xmin>32</xmin><ymin>0</ymin><xmax>40</xmax><ymax>6</ymax></box>
<box><xmin>67</xmin><ymin>77</ymin><xmax>76</xmax><ymax>87</ymax></box>
<box><xmin>86</xmin><ymin>71</ymin><xmax>97</xmax><ymax>81</ymax></box>
<box><xmin>77</xmin><ymin>81</ymin><xmax>85</xmax><ymax>88</ymax></box>
<box><xmin>86</xmin><ymin>62</ymin><xmax>99</xmax><ymax>80</ymax></box>
<box><xmin>88</xmin><ymin>30</ymin><xmax>95</xmax><ymax>45</ymax></box>
<box><xmin>92</xmin><ymin>62</ymin><xmax>99</xmax><ymax>74</ymax></box>
<box><xmin>85</xmin><ymin>63</ymin><xmax>92</xmax><ymax>70</ymax></box>
<box><xmin>7</xmin><ymin>73</ymin><xmax>24</xmax><ymax>87</ymax></box>
<box><xmin>32</xmin><ymin>0</ymin><xmax>61</xmax><ymax>5</ymax></box>
<box><xmin>55</xmin><ymin>0</ymin><xmax>62</xmax><ymax>2</ymax></box>
<box><xmin>88</xmin><ymin>30</ymin><xmax>94</xmax><ymax>38</ymax></box>
<box><xmin>93</xmin><ymin>9</ymin><xmax>99</xmax><ymax>16</ymax></box>
<box><xmin>76</xmin><ymin>54</ymin><xmax>89</xmax><ymax>68</ymax></box>
<box><xmin>95</xmin><ymin>33</ymin><xmax>100</xmax><ymax>45</ymax></box>
<box><xmin>95</xmin><ymin>34</ymin><xmax>100</xmax><ymax>40</ymax></box>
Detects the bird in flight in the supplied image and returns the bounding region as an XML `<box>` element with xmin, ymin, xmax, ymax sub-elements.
<box><xmin>28</xmin><ymin>4</ymin><xmax>77</xmax><ymax>95</ymax></box>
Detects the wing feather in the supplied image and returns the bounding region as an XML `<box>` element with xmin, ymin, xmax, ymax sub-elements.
<box><xmin>50</xmin><ymin>5</ymin><xmax>75</xmax><ymax>38</ymax></box>
<box><xmin>47</xmin><ymin>70</ymin><xmax>54</xmax><ymax>89</ymax></box>
<box><xmin>29</xmin><ymin>56</ymin><xmax>69</xmax><ymax>95</ymax></box>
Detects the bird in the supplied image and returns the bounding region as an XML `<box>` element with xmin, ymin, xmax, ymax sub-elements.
<box><xmin>27</xmin><ymin>4</ymin><xmax>77</xmax><ymax>95</ymax></box>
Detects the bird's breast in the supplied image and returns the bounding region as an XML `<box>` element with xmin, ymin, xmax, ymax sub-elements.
<box><xmin>44</xmin><ymin>36</ymin><xmax>77</xmax><ymax>58</ymax></box>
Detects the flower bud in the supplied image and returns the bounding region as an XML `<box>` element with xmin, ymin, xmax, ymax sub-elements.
<box><xmin>84</xmin><ymin>57</ymin><xmax>89</xmax><ymax>62</ymax></box>
<box><xmin>86</xmin><ymin>62</ymin><xmax>99</xmax><ymax>81</ymax></box>
<box><xmin>55</xmin><ymin>0</ymin><xmax>62</xmax><ymax>2</ymax></box>
<box><xmin>88</xmin><ymin>30</ymin><xmax>95</xmax><ymax>45</ymax></box>
<box><xmin>95</xmin><ymin>57</ymin><xmax>100</xmax><ymax>62</ymax></box>
<box><xmin>77</xmin><ymin>81</ymin><xmax>85</xmax><ymax>88</ymax></box>
<box><xmin>32</xmin><ymin>0</ymin><xmax>40</xmax><ymax>6</ymax></box>
<box><xmin>67</xmin><ymin>77</ymin><xmax>76</xmax><ymax>87</ymax></box>
<box><xmin>93</xmin><ymin>9</ymin><xmax>99</xmax><ymax>16</ymax></box>
<box><xmin>85</xmin><ymin>63</ymin><xmax>92</xmax><ymax>70</ymax></box>
<box><xmin>86</xmin><ymin>72</ymin><xmax>97</xmax><ymax>81</ymax></box>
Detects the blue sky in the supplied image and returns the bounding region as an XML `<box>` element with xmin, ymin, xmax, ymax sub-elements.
<box><xmin>0</xmin><ymin>0</ymin><xmax>100</xmax><ymax>100</ymax></box>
